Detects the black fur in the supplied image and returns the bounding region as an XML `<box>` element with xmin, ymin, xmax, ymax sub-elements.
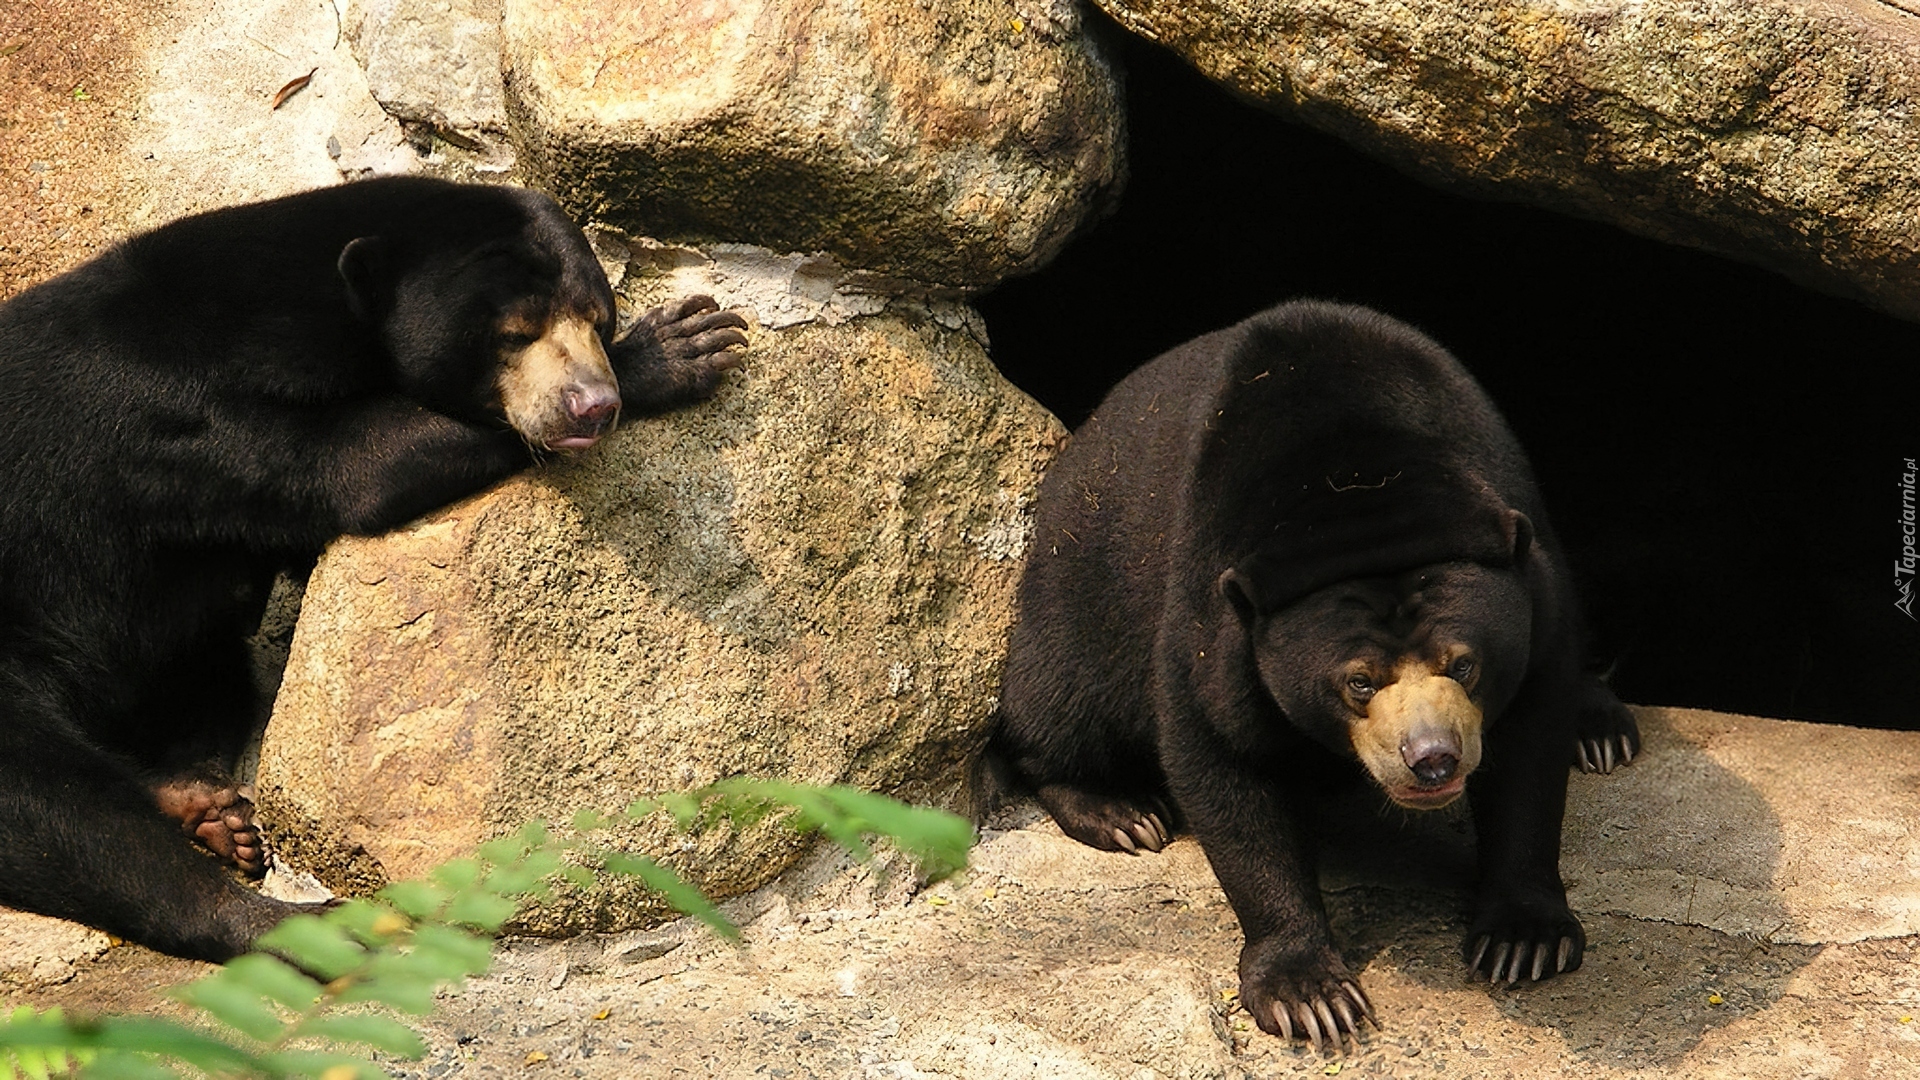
<box><xmin>989</xmin><ymin>300</ymin><xmax>1636</xmax><ymax>1044</ymax></box>
<box><xmin>0</xmin><ymin>177</ymin><xmax>744</xmax><ymax>960</ymax></box>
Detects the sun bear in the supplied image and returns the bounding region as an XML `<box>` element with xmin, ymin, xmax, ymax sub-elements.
<box><xmin>0</xmin><ymin>176</ymin><xmax>747</xmax><ymax>961</ymax></box>
<box><xmin>987</xmin><ymin>300</ymin><xmax>1638</xmax><ymax>1053</ymax></box>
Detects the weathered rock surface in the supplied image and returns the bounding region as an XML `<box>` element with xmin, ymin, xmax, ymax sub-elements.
<box><xmin>129</xmin><ymin>0</ymin><xmax>413</xmax><ymax>222</ymax></box>
<box><xmin>0</xmin><ymin>911</ymin><xmax>109</xmax><ymax>992</ymax></box>
<box><xmin>255</xmin><ymin>252</ymin><xmax>1065</xmax><ymax>934</ymax></box>
<box><xmin>17</xmin><ymin>708</ymin><xmax>1920</xmax><ymax>1077</ymax></box>
<box><xmin>500</xmin><ymin>0</ymin><xmax>1125</xmax><ymax>287</ymax></box>
<box><xmin>1564</xmin><ymin>708</ymin><xmax>1920</xmax><ymax>945</ymax></box>
<box><xmin>1097</xmin><ymin>0</ymin><xmax>1920</xmax><ymax>322</ymax></box>
<box><xmin>346</xmin><ymin>0</ymin><xmax>511</xmax><ymax>150</ymax></box>
<box><xmin>375</xmin><ymin>708</ymin><xmax>1920</xmax><ymax>1079</ymax></box>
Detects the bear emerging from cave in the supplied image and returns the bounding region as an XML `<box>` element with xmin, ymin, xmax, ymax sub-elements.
<box><xmin>987</xmin><ymin>300</ymin><xmax>1638</xmax><ymax>1053</ymax></box>
<box><xmin>0</xmin><ymin>176</ymin><xmax>748</xmax><ymax>961</ymax></box>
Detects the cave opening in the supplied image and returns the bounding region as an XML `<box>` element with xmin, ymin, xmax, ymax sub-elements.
<box><xmin>979</xmin><ymin>24</ymin><xmax>1918</xmax><ymax>730</ymax></box>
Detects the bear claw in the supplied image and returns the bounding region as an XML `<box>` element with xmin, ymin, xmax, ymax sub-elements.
<box><xmin>644</xmin><ymin>296</ymin><xmax>750</xmax><ymax>364</ymax></box>
<box><xmin>1265</xmin><ymin>981</ymin><xmax>1374</xmax><ymax>1056</ymax></box>
<box><xmin>1468</xmin><ymin>933</ymin><xmax>1577</xmax><ymax>983</ymax></box>
<box><xmin>1576</xmin><ymin>733</ymin><xmax>1637</xmax><ymax>774</ymax></box>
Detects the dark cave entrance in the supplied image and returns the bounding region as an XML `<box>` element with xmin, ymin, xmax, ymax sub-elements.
<box><xmin>978</xmin><ymin>26</ymin><xmax>1919</xmax><ymax>730</ymax></box>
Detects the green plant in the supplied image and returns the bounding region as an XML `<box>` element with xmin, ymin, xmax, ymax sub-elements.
<box><xmin>0</xmin><ymin>779</ymin><xmax>974</xmax><ymax>1079</ymax></box>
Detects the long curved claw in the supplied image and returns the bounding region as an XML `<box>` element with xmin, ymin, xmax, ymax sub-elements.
<box><xmin>1488</xmin><ymin>942</ymin><xmax>1512</xmax><ymax>983</ymax></box>
<box><xmin>1601</xmin><ymin>737</ymin><xmax>1617</xmax><ymax>773</ymax></box>
<box><xmin>1126</xmin><ymin>819</ymin><xmax>1164</xmax><ymax>853</ymax></box>
<box><xmin>1145</xmin><ymin>813</ymin><xmax>1169</xmax><ymax>848</ymax></box>
<box><xmin>640</xmin><ymin>294</ymin><xmax>719</xmax><ymax>328</ymax></box>
<box><xmin>1506</xmin><ymin>942</ymin><xmax>1530</xmax><ymax>985</ymax></box>
<box><xmin>1531</xmin><ymin>942</ymin><xmax>1549</xmax><ymax>981</ymax></box>
<box><xmin>1111</xmin><ymin>827</ymin><xmax>1138</xmax><ymax>854</ymax></box>
<box><xmin>1273</xmin><ymin>1001</ymin><xmax>1294</xmax><ymax>1042</ymax></box>
<box><xmin>1557</xmin><ymin>936</ymin><xmax>1575</xmax><ymax>973</ymax></box>
<box><xmin>1331</xmin><ymin>996</ymin><xmax>1360</xmax><ymax>1051</ymax></box>
<box><xmin>1468</xmin><ymin>934</ymin><xmax>1490</xmax><ymax>973</ymax></box>
<box><xmin>680</xmin><ymin>327</ymin><xmax>751</xmax><ymax>361</ymax></box>
<box><xmin>1341</xmin><ymin>981</ymin><xmax>1378</xmax><ymax>1029</ymax></box>
<box><xmin>1298</xmin><ymin>1002</ymin><xmax>1324</xmax><ymax>1057</ymax></box>
<box><xmin>1312</xmin><ymin>997</ymin><xmax>1342</xmax><ymax>1055</ymax></box>
<box><xmin>1620</xmin><ymin>733</ymin><xmax>1637</xmax><ymax>765</ymax></box>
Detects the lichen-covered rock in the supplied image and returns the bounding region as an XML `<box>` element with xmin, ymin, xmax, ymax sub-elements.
<box><xmin>1097</xmin><ymin>0</ymin><xmax>1920</xmax><ymax>321</ymax></box>
<box><xmin>500</xmin><ymin>0</ymin><xmax>1124</xmax><ymax>288</ymax></box>
<box><xmin>255</xmin><ymin>252</ymin><xmax>1064</xmax><ymax>934</ymax></box>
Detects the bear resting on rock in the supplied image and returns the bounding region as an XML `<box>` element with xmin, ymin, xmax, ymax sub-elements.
<box><xmin>989</xmin><ymin>300</ymin><xmax>1638</xmax><ymax>1053</ymax></box>
<box><xmin>0</xmin><ymin>177</ymin><xmax>747</xmax><ymax>961</ymax></box>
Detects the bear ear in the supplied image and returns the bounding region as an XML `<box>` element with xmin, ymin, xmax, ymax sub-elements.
<box><xmin>1504</xmin><ymin>509</ymin><xmax>1535</xmax><ymax>565</ymax></box>
<box><xmin>337</xmin><ymin>236</ymin><xmax>390</xmax><ymax>321</ymax></box>
<box><xmin>1218</xmin><ymin>555</ymin><xmax>1276</xmax><ymax>626</ymax></box>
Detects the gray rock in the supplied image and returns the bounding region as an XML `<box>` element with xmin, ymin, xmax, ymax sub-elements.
<box><xmin>255</xmin><ymin>247</ymin><xmax>1065</xmax><ymax>933</ymax></box>
<box><xmin>1096</xmin><ymin>0</ymin><xmax>1920</xmax><ymax>322</ymax></box>
<box><xmin>347</xmin><ymin>0</ymin><xmax>511</xmax><ymax>151</ymax></box>
<box><xmin>500</xmin><ymin>0</ymin><xmax>1125</xmax><ymax>288</ymax></box>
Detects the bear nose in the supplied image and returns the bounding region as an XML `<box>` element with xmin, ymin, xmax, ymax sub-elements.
<box><xmin>1401</xmin><ymin>730</ymin><xmax>1462</xmax><ymax>786</ymax></box>
<box><xmin>563</xmin><ymin>384</ymin><xmax>620</xmax><ymax>430</ymax></box>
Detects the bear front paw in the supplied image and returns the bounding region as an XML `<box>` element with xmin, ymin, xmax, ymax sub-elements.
<box><xmin>1238</xmin><ymin>937</ymin><xmax>1377</xmax><ymax>1056</ymax></box>
<box><xmin>645</xmin><ymin>295</ymin><xmax>749</xmax><ymax>381</ymax></box>
<box><xmin>611</xmin><ymin>295</ymin><xmax>751</xmax><ymax>413</ymax></box>
<box><xmin>1464</xmin><ymin>895</ymin><xmax>1584</xmax><ymax>984</ymax></box>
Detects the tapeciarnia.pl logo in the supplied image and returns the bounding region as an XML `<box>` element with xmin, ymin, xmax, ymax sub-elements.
<box><xmin>1899</xmin><ymin>457</ymin><xmax>1917</xmax><ymax>620</ymax></box>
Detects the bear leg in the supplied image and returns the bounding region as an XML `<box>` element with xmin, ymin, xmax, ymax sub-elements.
<box><xmin>0</xmin><ymin>709</ymin><xmax>311</xmax><ymax>961</ymax></box>
<box><xmin>1463</xmin><ymin>679</ymin><xmax>1587</xmax><ymax>982</ymax></box>
<box><xmin>1166</xmin><ymin>734</ymin><xmax>1376</xmax><ymax>1054</ymax></box>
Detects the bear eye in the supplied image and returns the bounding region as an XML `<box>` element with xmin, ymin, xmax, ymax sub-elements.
<box><xmin>1345</xmin><ymin>673</ymin><xmax>1375</xmax><ymax>700</ymax></box>
<box><xmin>1448</xmin><ymin>656</ymin><xmax>1476</xmax><ymax>683</ymax></box>
<box><xmin>497</xmin><ymin>330</ymin><xmax>540</xmax><ymax>351</ymax></box>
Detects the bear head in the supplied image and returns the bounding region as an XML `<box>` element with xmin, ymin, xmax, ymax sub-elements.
<box><xmin>336</xmin><ymin>187</ymin><xmax>624</xmax><ymax>453</ymax></box>
<box><xmin>1215</xmin><ymin>456</ymin><xmax>1537</xmax><ymax>809</ymax></box>
<box><xmin>1226</xmin><ymin>559</ymin><xmax>1533</xmax><ymax>809</ymax></box>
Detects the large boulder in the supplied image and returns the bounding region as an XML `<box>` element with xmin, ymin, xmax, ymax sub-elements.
<box><xmin>1096</xmin><ymin>0</ymin><xmax>1920</xmax><ymax>321</ymax></box>
<box><xmin>500</xmin><ymin>0</ymin><xmax>1125</xmax><ymax>287</ymax></box>
<box><xmin>256</xmin><ymin>242</ymin><xmax>1064</xmax><ymax>933</ymax></box>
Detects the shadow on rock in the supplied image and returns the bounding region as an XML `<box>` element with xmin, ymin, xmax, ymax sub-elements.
<box><xmin>1307</xmin><ymin>707</ymin><xmax>1812</xmax><ymax>1070</ymax></box>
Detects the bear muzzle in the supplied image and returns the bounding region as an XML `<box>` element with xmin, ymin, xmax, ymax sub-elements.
<box><xmin>1351</xmin><ymin>668</ymin><xmax>1484</xmax><ymax>810</ymax></box>
<box><xmin>498</xmin><ymin>314</ymin><xmax>623</xmax><ymax>452</ymax></box>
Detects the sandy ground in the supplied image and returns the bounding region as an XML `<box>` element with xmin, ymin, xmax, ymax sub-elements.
<box><xmin>0</xmin><ymin>0</ymin><xmax>173</xmax><ymax>295</ymax></box>
<box><xmin>8</xmin><ymin>710</ymin><xmax>1920</xmax><ymax>1079</ymax></box>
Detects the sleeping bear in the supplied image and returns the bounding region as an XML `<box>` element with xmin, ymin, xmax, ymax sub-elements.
<box><xmin>0</xmin><ymin>176</ymin><xmax>747</xmax><ymax>961</ymax></box>
<box><xmin>988</xmin><ymin>300</ymin><xmax>1638</xmax><ymax>1053</ymax></box>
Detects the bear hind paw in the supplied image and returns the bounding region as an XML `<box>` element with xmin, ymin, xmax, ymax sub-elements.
<box><xmin>1573</xmin><ymin>678</ymin><xmax>1641</xmax><ymax>775</ymax></box>
<box><xmin>151</xmin><ymin>772</ymin><xmax>267</xmax><ymax>877</ymax></box>
<box><xmin>1035</xmin><ymin>784</ymin><xmax>1172</xmax><ymax>854</ymax></box>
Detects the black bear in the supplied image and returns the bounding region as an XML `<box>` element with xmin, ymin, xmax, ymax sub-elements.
<box><xmin>0</xmin><ymin>176</ymin><xmax>747</xmax><ymax>961</ymax></box>
<box><xmin>988</xmin><ymin>300</ymin><xmax>1638</xmax><ymax>1053</ymax></box>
